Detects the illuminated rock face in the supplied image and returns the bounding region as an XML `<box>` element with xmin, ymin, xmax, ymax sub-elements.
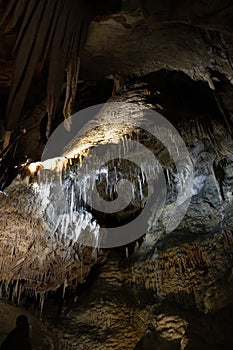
<box><xmin>0</xmin><ymin>1</ymin><xmax>233</xmax><ymax>346</ymax></box>
<box><xmin>0</xmin><ymin>72</ymin><xmax>233</xmax><ymax>349</ymax></box>
<box><xmin>0</xmin><ymin>179</ymin><xmax>106</xmax><ymax>307</ymax></box>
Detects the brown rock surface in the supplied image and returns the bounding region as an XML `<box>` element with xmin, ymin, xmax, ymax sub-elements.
<box><xmin>0</xmin><ymin>1</ymin><xmax>233</xmax><ymax>349</ymax></box>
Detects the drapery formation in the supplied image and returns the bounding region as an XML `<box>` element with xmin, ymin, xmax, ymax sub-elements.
<box><xmin>0</xmin><ymin>0</ymin><xmax>93</xmax><ymax>136</ymax></box>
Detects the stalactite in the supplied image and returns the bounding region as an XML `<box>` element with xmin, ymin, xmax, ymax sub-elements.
<box><xmin>0</xmin><ymin>0</ymin><xmax>93</xmax><ymax>135</ymax></box>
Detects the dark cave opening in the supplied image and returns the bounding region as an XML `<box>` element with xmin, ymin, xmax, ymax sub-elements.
<box><xmin>143</xmin><ymin>69</ymin><xmax>228</xmax><ymax>129</ymax></box>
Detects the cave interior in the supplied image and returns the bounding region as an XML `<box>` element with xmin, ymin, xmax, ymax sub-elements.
<box><xmin>0</xmin><ymin>0</ymin><xmax>233</xmax><ymax>349</ymax></box>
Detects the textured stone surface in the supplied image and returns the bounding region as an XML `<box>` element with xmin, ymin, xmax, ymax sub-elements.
<box><xmin>43</xmin><ymin>228</ymin><xmax>233</xmax><ymax>349</ymax></box>
<box><xmin>1</xmin><ymin>1</ymin><xmax>233</xmax><ymax>349</ymax></box>
<box><xmin>1</xmin><ymin>77</ymin><xmax>233</xmax><ymax>348</ymax></box>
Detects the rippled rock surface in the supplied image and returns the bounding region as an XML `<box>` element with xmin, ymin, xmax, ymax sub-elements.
<box><xmin>1</xmin><ymin>71</ymin><xmax>233</xmax><ymax>349</ymax></box>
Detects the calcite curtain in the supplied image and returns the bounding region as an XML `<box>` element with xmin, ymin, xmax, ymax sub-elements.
<box><xmin>0</xmin><ymin>0</ymin><xmax>93</xmax><ymax>136</ymax></box>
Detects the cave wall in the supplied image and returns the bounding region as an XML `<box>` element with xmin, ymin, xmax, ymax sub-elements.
<box><xmin>1</xmin><ymin>1</ymin><xmax>233</xmax><ymax>349</ymax></box>
<box><xmin>1</xmin><ymin>75</ymin><xmax>233</xmax><ymax>349</ymax></box>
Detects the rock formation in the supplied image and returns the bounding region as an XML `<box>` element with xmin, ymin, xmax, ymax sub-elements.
<box><xmin>0</xmin><ymin>1</ymin><xmax>233</xmax><ymax>349</ymax></box>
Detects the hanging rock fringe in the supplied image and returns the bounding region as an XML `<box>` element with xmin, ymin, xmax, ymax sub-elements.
<box><xmin>0</xmin><ymin>0</ymin><xmax>93</xmax><ymax>136</ymax></box>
